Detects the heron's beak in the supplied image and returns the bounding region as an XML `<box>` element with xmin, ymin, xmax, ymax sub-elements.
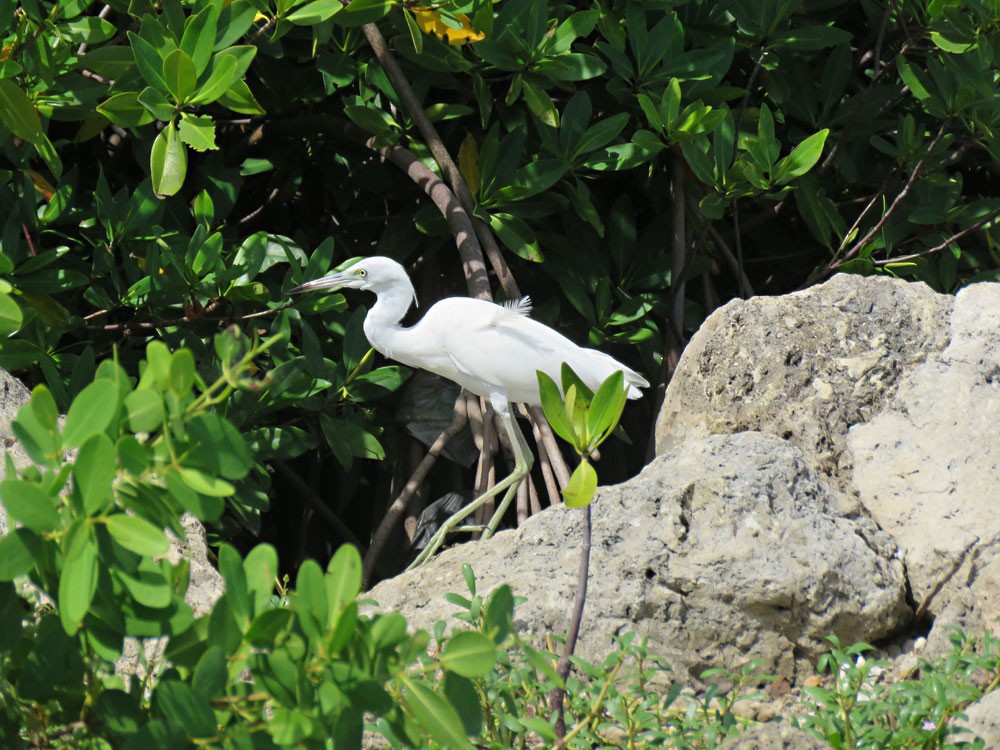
<box><xmin>288</xmin><ymin>272</ymin><xmax>355</xmax><ymax>295</ymax></box>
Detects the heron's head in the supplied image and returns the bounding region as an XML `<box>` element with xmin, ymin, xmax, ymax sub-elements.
<box><xmin>289</xmin><ymin>257</ymin><xmax>417</xmax><ymax>304</ymax></box>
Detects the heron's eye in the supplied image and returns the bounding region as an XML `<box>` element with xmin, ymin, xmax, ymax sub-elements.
<box><xmin>358</xmin><ymin>269</ymin><xmax>367</xmax><ymax>278</ymax></box>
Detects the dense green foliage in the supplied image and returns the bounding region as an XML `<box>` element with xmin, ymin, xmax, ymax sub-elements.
<box><xmin>0</xmin><ymin>0</ymin><xmax>998</xmax><ymax>744</ymax></box>
<box><xmin>0</xmin><ymin>0</ymin><xmax>998</xmax><ymax>570</ymax></box>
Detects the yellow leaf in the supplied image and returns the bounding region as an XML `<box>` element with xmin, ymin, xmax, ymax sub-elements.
<box><xmin>28</xmin><ymin>170</ymin><xmax>55</xmax><ymax>201</ymax></box>
<box><xmin>410</xmin><ymin>7</ymin><xmax>485</xmax><ymax>45</ymax></box>
<box><xmin>458</xmin><ymin>132</ymin><xmax>479</xmax><ymax>197</ymax></box>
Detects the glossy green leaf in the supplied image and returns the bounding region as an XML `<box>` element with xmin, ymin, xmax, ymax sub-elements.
<box><xmin>243</xmin><ymin>543</ymin><xmax>278</xmax><ymax>613</ymax></box>
<box><xmin>124</xmin><ymin>388</ymin><xmax>164</xmax><ymax>432</ymax></box>
<box><xmin>118</xmin><ymin>563</ymin><xmax>172</xmax><ymax>608</ymax></box>
<box><xmin>62</xmin><ymin>379</ymin><xmax>118</xmax><ymax>447</ymax></box>
<box><xmin>489</xmin><ymin>212</ymin><xmax>543</xmax><ymax>262</ymax></box>
<box><xmin>0</xmin><ymin>79</ymin><xmax>44</xmax><ymax>144</ymax></box>
<box><xmin>439</xmin><ymin>631</ymin><xmax>496</xmax><ymax>677</ymax></box>
<box><xmin>97</xmin><ymin>91</ymin><xmax>156</xmax><ymax>127</ymax></box>
<box><xmin>587</xmin><ymin>370</ymin><xmax>627</xmax><ymax>448</ymax></box>
<box><xmin>0</xmin><ymin>529</ymin><xmax>39</xmax><ymax>580</ymax></box>
<box><xmin>165</xmin><ymin>469</ymin><xmax>225</xmax><ymax>521</ymax></box>
<box><xmin>106</xmin><ymin>513</ymin><xmax>170</xmax><ymax>556</ymax></box>
<box><xmin>150</xmin><ymin>120</ymin><xmax>188</xmax><ymax>198</ymax></box>
<box><xmin>287</xmin><ymin>0</ymin><xmax>343</xmax><ymax>25</ymax></box>
<box><xmin>128</xmin><ymin>31</ymin><xmax>168</xmax><ymax>91</ymax></box>
<box><xmin>74</xmin><ymin>433</ymin><xmax>116</xmax><ymax>514</ymax></box>
<box><xmin>178</xmin><ymin>467</ymin><xmax>234</xmax><ymax>497</ymax></box>
<box><xmin>326</xmin><ymin>544</ymin><xmax>362</xmax><ymax>621</ymax></box>
<box><xmin>162</xmin><ymin>49</ymin><xmax>197</xmax><ymax>102</ymax></box>
<box><xmin>155</xmin><ymin>680</ymin><xmax>217</xmax><ymax>738</ymax></box>
<box><xmin>187</xmin><ymin>413</ymin><xmax>251</xmax><ymax>480</ymax></box>
<box><xmin>773</xmin><ymin>129</ymin><xmax>829</xmax><ymax>184</ymax></box>
<box><xmin>0</xmin><ymin>293</ymin><xmax>22</xmax><ymax>336</ymax></box>
<box><xmin>179</xmin><ymin>3</ymin><xmax>219</xmax><ymax>75</ymax></box>
<box><xmin>216</xmin><ymin>79</ymin><xmax>264</xmax><ymax>115</ymax></box>
<box><xmin>537</xmin><ymin>371</ymin><xmax>576</xmax><ymax>446</ymax></box>
<box><xmin>402</xmin><ymin>677</ymin><xmax>469</xmax><ymax>749</ymax></box>
<box><xmin>189</xmin><ymin>54</ymin><xmax>238</xmax><ymax>105</ymax></box>
<box><xmin>178</xmin><ymin>113</ymin><xmax>217</xmax><ymax>152</ymax></box>
<box><xmin>192</xmin><ymin>646</ymin><xmax>228</xmax><ymax>699</ymax></box>
<box><xmin>562</xmin><ymin>458</ymin><xmax>597</xmax><ymax>508</ymax></box>
<box><xmin>136</xmin><ymin>86</ymin><xmax>174</xmax><ymax>121</ymax></box>
<box><xmin>168</xmin><ymin>348</ymin><xmax>196</xmax><ymax>395</ymax></box>
<box><xmin>333</xmin><ymin>0</ymin><xmax>390</xmax><ymax>27</ymax></box>
<box><xmin>59</xmin><ymin>530</ymin><xmax>98</xmax><ymax>634</ymax></box>
<box><xmin>1</xmin><ymin>480</ymin><xmax>60</xmax><ymax>532</ymax></box>
<box><xmin>442</xmin><ymin>673</ymin><xmax>483</xmax><ymax>736</ymax></box>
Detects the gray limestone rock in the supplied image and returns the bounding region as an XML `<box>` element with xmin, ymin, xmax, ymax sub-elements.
<box><xmin>368</xmin><ymin>431</ymin><xmax>910</xmax><ymax>683</ymax></box>
<box><xmin>655</xmin><ymin>275</ymin><xmax>953</xmax><ymax>494</ymax></box>
<box><xmin>953</xmin><ymin>689</ymin><xmax>1000</xmax><ymax>749</ymax></box>
<box><xmin>848</xmin><ymin>282</ymin><xmax>1000</xmax><ymax>651</ymax></box>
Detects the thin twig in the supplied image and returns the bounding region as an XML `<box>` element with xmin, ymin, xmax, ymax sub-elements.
<box><xmin>549</xmin><ymin>502</ymin><xmax>592</xmax><ymax>739</ymax></box>
<box><xmin>834</xmin><ymin>118</ymin><xmax>950</xmax><ymax>269</ymax></box>
<box><xmin>873</xmin><ymin>207</ymin><xmax>1000</xmax><ymax>266</ymax></box>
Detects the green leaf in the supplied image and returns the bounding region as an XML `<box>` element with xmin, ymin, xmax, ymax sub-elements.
<box><xmin>179</xmin><ymin>3</ymin><xmax>219</xmax><ymax>76</ymax></box>
<box><xmin>537</xmin><ymin>371</ymin><xmax>576</xmax><ymax>446</ymax></box>
<box><xmin>1</xmin><ymin>480</ymin><xmax>60</xmax><ymax>532</ymax></box>
<box><xmin>150</xmin><ymin>121</ymin><xmax>188</xmax><ymax>198</ymax></box>
<box><xmin>442</xmin><ymin>673</ymin><xmax>483</xmax><ymax>736</ymax></box>
<box><xmin>587</xmin><ymin>370</ymin><xmax>627</xmax><ymax>448</ymax></box>
<box><xmin>489</xmin><ymin>212</ymin><xmax>543</xmax><ymax>262</ymax></box>
<box><xmin>74</xmin><ymin>434</ymin><xmax>116</xmax><ymax>515</ymax></box>
<box><xmin>0</xmin><ymin>529</ymin><xmax>39</xmax><ymax>580</ymax></box>
<box><xmin>192</xmin><ymin>646</ymin><xmax>228</xmax><ymax>699</ymax></box>
<box><xmin>165</xmin><ymin>469</ymin><xmax>224</xmax><ymax>522</ymax></box>
<box><xmin>243</xmin><ymin>543</ymin><xmax>278</xmax><ymax>613</ymax></box>
<box><xmin>187</xmin><ymin>413</ymin><xmax>251</xmax><ymax>480</ymax></box>
<box><xmin>105</xmin><ymin>514</ymin><xmax>170</xmax><ymax>556</ymax></box>
<box><xmin>97</xmin><ymin>91</ymin><xmax>156</xmax><ymax>128</ymax></box>
<box><xmin>62</xmin><ymin>379</ymin><xmax>119</xmax><ymax>447</ymax></box>
<box><xmin>128</xmin><ymin>31</ymin><xmax>168</xmax><ymax>91</ymax></box>
<box><xmin>522</xmin><ymin>78</ymin><xmax>558</xmax><ymax>127</ymax></box>
<box><xmin>178</xmin><ymin>467</ymin><xmax>234</xmax><ymax>497</ymax></box>
<box><xmin>155</xmin><ymin>680</ymin><xmax>218</xmax><ymax>739</ymax></box>
<box><xmin>563</xmin><ymin>459</ymin><xmax>597</xmax><ymax>508</ymax></box>
<box><xmin>326</xmin><ymin>544</ymin><xmax>361</xmax><ymax>623</ymax></box>
<box><xmin>216</xmin><ymin>79</ymin><xmax>264</xmax><ymax>115</ymax></box>
<box><xmin>62</xmin><ymin>17</ymin><xmax>117</xmax><ymax>44</ymax></box>
<box><xmin>162</xmin><ymin>49</ymin><xmax>198</xmax><ymax>102</ymax></box>
<box><xmin>178</xmin><ymin>113</ymin><xmax>217</xmax><ymax>151</ymax></box>
<box><xmin>439</xmin><ymin>631</ymin><xmax>496</xmax><ymax>678</ymax></box>
<box><xmin>773</xmin><ymin>129</ymin><xmax>829</xmax><ymax>184</ymax></box>
<box><xmin>0</xmin><ymin>293</ymin><xmax>22</xmax><ymax>336</ymax></box>
<box><xmin>402</xmin><ymin>677</ymin><xmax>469</xmax><ymax>749</ymax></box>
<box><xmin>118</xmin><ymin>562</ymin><xmax>172</xmax><ymax>608</ymax></box>
<box><xmin>189</xmin><ymin>54</ymin><xmax>238</xmax><ymax>105</ymax></box>
<box><xmin>767</xmin><ymin>25</ymin><xmax>852</xmax><ymax>51</ymax></box>
<box><xmin>0</xmin><ymin>79</ymin><xmax>45</xmax><ymax>144</ymax></box>
<box><xmin>287</xmin><ymin>0</ymin><xmax>344</xmax><ymax>25</ymax></box>
<box><xmin>167</xmin><ymin>348</ymin><xmax>196</xmax><ymax>395</ymax></box>
<box><xmin>59</xmin><ymin>529</ymin><xmax>98</xmax><ymax>634</ymax></box>
<box><xmin>332</xmin><ymin>0</ymin><xmax>390</xmax><ymax>27</ymax></box>
<box><xmin>137</xmin><ymin>86</ymin><xmax>174</xmax><ymax>121</ymax></box>
<box><xmin>124</xmin><ymin>388</ymin><xmax>164</xmax><ymax>432</ymax></box>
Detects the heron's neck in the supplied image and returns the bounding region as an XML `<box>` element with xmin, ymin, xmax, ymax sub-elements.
<box><xmin>364</xmin><ymin>282</ymin><xmax>416</xmax><ymax>357</ymax></box>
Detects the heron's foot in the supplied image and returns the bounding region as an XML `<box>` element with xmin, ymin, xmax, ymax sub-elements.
<box><xmin>405</xmin><ymin>471</ymin><xmax>527</xmax><ymax>570</ymax></box>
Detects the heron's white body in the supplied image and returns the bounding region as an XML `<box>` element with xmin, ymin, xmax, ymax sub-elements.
<box><xmin>291</xmin><ymin>256</ymin><xmax>649</xmax><ymax>566</ymax></box>
<box><xmin>294</xmin><ymin>256</ymin><xmax>648</xmax><ymax>413</ymax></box>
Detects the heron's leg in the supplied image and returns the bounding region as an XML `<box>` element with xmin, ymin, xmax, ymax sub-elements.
<box><xmin>406</xmin><ymin>409</ymin><xmax>533</xmax><ymax>569</ymax></box>
<box><xmin>481</xmin><ymin>409</ymin><xmax>533</xmax><ymax>540</ymax></box>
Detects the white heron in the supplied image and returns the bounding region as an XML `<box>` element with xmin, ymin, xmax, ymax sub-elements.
<box><xmin>291</xmin><ymin>256</ymin><xmax>649</xmax><ymax>566</ymax></box>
